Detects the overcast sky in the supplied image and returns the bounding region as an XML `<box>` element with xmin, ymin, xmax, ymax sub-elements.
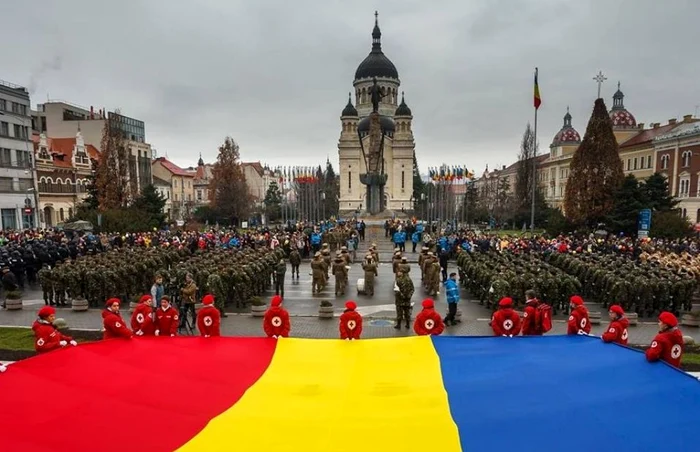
<box><xmin>4</xmin><ymin>0</ymin><xmax>700</xmax><ymax>174</ymax></box>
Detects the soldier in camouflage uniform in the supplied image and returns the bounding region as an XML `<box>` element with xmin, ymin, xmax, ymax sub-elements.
<box><xmin>289</xmin><ymin>248</ymin><xmax>301</xmax><ymax>279</ymax></box>
<box><xmin>207</xmin><ymin>271</ymin><xmax>227</xmax><ymax>317</ymax></box>
<box><xmin>311</xmin><ymin>252</ymin><xmax>325</xmax><ymax>294</ymax></box>
<box><xmin>394</xmin><ymin>269</ymin><xmax>414</xmax><ymax>329</ymax></box>
<box><xmin>274</xmin><ymin>258</ymin><xmax>287</xmax><ymax>298</ymax></box>
<box><xmin>332</xmin><ymin>254</ymin><xmax>347</xmax><ymax>296</ymax></box>
<box><xmin>362</xmin><ymin>254</ymin><xmax>378</xmax><ymax>296</ymax></box>
<box><xmin>38</xmin><ymin>264</ymin><xmax>54</xmax><ymax>306</ymax></box>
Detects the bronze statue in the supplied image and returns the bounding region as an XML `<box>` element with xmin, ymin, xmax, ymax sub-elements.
<box><xmin>369</xmin><ymin>77</ymin><xmax>385</xmax><ymax>113</ymax></box>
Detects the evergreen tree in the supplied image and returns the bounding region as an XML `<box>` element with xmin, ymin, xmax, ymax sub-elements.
<box><xmin>605</xmin><ymin>174</ymin><xmax>645</xmax><ymax>236</ymax></box>
<box><xmin>650</xmin><ymin>211</ymin><xmax>691</xmax><ymax>239</ymax></box>
<box><xmin>131</xmin><ymin>184</ymin><xmax>166</xmax><ymax>228</ymax></box>
<box><xmin>412</xmin><ymin>154</ymin><xmax>425</xmax><ymax>211</ymax></box>
<box><xmin>322</xmin><ymin>159</ymin><xmax>339</xmax><ymax>218</ymax></box>
<box><xmin>564</xmin><ymin>98</ymin><xmax>624</xmax><ymax>226</ymax></box>
<box><xmin>81</xmin><ymin>159</ymin><xmax>100</xmax><ymax>210</ymax></box>
<box><xmin>264</xmin><ymin>181</ymin><xmax>283</xmax><ymax>222</ymax></box>
<box><xmin>96</xmin><ymin>113</ymin><xmax>129</xmax><ymax>210</ymax></box>
<box><xmin>209</xmin><ymin>137</ymin><xmax>252</xmax><ymax>226</ymax></box>
<box><xmin>642</xmin><ymin>172</ymin><xmax>678</xmax><ymax>211</ymax></box>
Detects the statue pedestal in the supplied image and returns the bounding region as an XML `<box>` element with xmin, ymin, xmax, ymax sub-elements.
<box><xmin>360</xmin><ymin>173</ymin><xmax>388</xmax><ymax>215</ymax></box>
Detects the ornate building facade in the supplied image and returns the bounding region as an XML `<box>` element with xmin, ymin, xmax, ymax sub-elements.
<box><xmin>33</xmin><ymin>131</ymin><xmax>99</xmax><ymax>226</ymax></box>
<box><xmin>338</xmin><ymin>13</ymin><xmax>415</xmax><ymax>214</ymax></box>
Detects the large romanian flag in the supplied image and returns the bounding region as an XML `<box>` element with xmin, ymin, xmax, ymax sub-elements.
<box><xmin>2</xmin><ymin>335</ymin><xmax>699</xmax><ymax>451</ymax></box>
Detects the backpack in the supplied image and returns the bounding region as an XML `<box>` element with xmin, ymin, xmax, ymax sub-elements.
<box><xmin>536</xmin><ymin>303</ymin><xmax>553</xmax><ymax>333</ymax></box>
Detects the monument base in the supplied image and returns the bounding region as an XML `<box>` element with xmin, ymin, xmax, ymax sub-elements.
<box><xmin>360</xmin><ymin>173</ymin><xmax>388</xmax><ymax>215</ymax></box>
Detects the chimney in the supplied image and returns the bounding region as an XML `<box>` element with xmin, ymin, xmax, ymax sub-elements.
<box><xmin>683</xmin><ymin>114</ymin><xmax>693</xmax><ymax>122</ymax></box>
<box><xmin>502</xmin><ymin>165</ymin><xmax>506</xmax><ymax>170</ymax></box>
<box><xmin>653</xmin><ymin>123</ymin><xmax>660</xmax><ymax>129</ymax></box>
<box><xmin>638</xmin><ymin>123</ymin><xmax>645</xmax><ymax>129</ymax></box>
<box><xmin>668</xmin><ymin>118</ymin><xmax>677</xmax><ymax>125</ymax></box>
<box><xmin>90</xmin><ymin>106</ymin><xmax>94</xmax><ymax>119</ymax></box>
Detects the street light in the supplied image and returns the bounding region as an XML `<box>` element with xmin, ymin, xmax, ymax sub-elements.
<box><xmin>0</xmin><ymin>110</ymin><xmax>39</xmax><ymax>228</ymax></box>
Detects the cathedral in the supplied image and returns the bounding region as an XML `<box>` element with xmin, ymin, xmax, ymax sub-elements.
<box><xmin>337</xmin><ymin>13</ymin><xmax>416</xmax><ymax>215</ymax></box>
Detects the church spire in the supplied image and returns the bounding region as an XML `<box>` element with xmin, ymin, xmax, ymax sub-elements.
<box><xmin>198</xmin><ymin>152</ymin><xmax>204</xmax><ymax>167</ymax></box>
<box><xmin>372</xmin><ymin>11</ymin><xmax>382</xmax><ymax>52</ymax></box>
<box><xmin>612</xmin><ymin>81</ymin><xmax>625</xmax><ymax>110</ymax></box>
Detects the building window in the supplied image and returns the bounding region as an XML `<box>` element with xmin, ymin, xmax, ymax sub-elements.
<box><xmin>1</xmin><ymin>208</ymin><xmax>16</xmax><ymax>229</ymax></box>
<box><xmin>682</xmin><ymin>151</ymin><xmax>692</xmax><ymax>167</ymax></box>
<box><xmin>401</xmin><ymin>171</ymin><xmax>405</xmax><ymax>190</ymax></box>
<box><xmin>59</xmin><ymin>208</ymin><xmax>65</xmax><ymax>222</ymax></box>
<box><xmin>0</xmin><ymin>148</ymin><xmax>11</xmax><ymax>167</ymax></box>
<box><xmin>11</xmin><ymin>102</ymin><xmax>27</xmax><ymax>116</ymax></box>
<box><xmin>16</xmin><ymin>150</ymin><xmax>29</xmax><ymax>168</ymax></box>
<box><xmin>661</xmin><ymin>155</ymin><xmax>670</xmax><ymax>170</ymax></box>
<box><xmin>0</xmin><ymin>99</ymin><xmax>5</xmax><ymax>111</ymax></box>
<box><xmin>13</xmin><ymin>124</ymin><xmax>28</xmax><ymax>140</ymax></box>
<box><xmin>0</xmin><ymin>122</ymin><xmax>8</xmax><ymax>136</ymax></box>
<box><xmin>647</xmin><ymin>155</ymin><xmax>652</xmax><ymax>169</ymax></box>
<box><xmin>626</xmin><ymin>159</ymin><xmax>631</xmax><ymax>171</ymax></box>
<box><xmin>633</xmin><ymin>158</ymin><xmax>638</xmax><ymax>170</ymax></box>
<box><xmin>197</xmin><ymin>190</ymin><xmax>202</xmax><ymax>201</ymax></box>
<box><xmin>174</xmin><ymin>193</ymin><xmax>178</xmax><ymax>201</ymax></box>
<box><xmin>348</xmin><ymin>171</ymin><xmax>351</xmax><ymax>190</ymax></box>
<box><xmin>188</xmin><ymin>181</ymin><xmax>191</xmax><ymax>188</ymax></box>
<box><xmin>173</xmin><ymin>179</ymin><xmax>178</xmax><ymax>188</ymax></box>
<box><xmin>680</xmin><ymin>178</ymin><xmax>690</xmax><ymax>197</ymax></box>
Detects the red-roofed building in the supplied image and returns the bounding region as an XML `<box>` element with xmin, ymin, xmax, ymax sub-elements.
<box><xmin>33</xmin><ymin>131</ymin><xmax>99</xmax><ymax>226</ymax></box>
<box><xmin>152</xmin><ymin>157</ymin><xmax>195</xmax><ymax>221</ymax></box>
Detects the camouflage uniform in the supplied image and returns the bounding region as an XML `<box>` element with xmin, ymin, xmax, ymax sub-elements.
<box><xmin>394</xmin><ymin>271</ymin><xmax>414</xmax><ymax>329</ymax></box>
<box><xmin>362</xmin><ymin>256</ymin><xmax>378</xmax><ymax>296</ymax></box>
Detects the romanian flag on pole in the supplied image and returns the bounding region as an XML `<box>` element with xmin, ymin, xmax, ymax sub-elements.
<box><xmin>2</xmin><ymin>336</ymin><xmax>700</xmax><ymax>451</ymax></box>
<box><xmin>534</xmin><ymin>67</ymin><xmax>542</xmax><ymax>109</ymax></box>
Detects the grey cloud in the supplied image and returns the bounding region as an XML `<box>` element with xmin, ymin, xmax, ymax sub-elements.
<box><xmin>3</xmin><ymin>0</ymin><xmax>700</xmax><ymax>173</ymax></box>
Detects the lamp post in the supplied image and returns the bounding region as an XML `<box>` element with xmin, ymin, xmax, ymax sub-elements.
<box><xmin>0</xmin><ymin>110</ymin><xmax>39</xmax><ymax>228</ymax></box>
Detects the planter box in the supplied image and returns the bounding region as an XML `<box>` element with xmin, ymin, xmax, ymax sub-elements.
<box><xmin>626</xmin><ymin>312</ymin><xmax>638</xmax><ymax>326</ymax></box>
<box><xmin>588</xmin><ymin>311</ymin><xmax>601</xmax><ymax>325</ymax></box>
<box><xmin>318</xmin><ymin>306</ymin><xmax>334</xmax><ymax>319</ymax></box>
<box><xmin>5</xmin><ymin>298</ymin><xmax>22</xmax><ymax>310</ymax></box>
<box><xmin>251</xmin><ymin>304</ymin><xmax>267</xmax><ymax>317</ymax></box>
<box><xmin>681</xmin><ymin>313</ymin><xmax>700</xmax><ymax>327</ymax></box>
<box><xmin>71</xmin><ymin>298</ymin><xmax>89</xmax><ymax>312</ymax></box>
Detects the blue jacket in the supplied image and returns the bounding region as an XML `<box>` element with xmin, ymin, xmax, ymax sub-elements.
<box><xmin>444</xmin><ymin>279</ymin><xmax>460</xmax><ymax>304</ymax></box>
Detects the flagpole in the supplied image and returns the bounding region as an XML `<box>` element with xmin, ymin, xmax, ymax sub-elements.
<box><xmin>530</xmin><ymin>67</ymin><xmax>540</xmax><ymax>232</ymax></box>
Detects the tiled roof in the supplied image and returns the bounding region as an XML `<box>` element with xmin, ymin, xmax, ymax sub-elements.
<box><xmin>153</xmin><ymin>157</ymin><xmax>193</xmax><ymax>177</ymax></box>
<box><xmin>32</xmin><ymin>135</ymin><xmax>99</xmax><ymax>168</ymax></box>
<box><xmin>655</xmin><ymin>122</ymin><xmax>700</xmax><ymax>142</ymax></box>
<box><xmin>619</xmin><ymin>123</ymin><xmax>677</xmax><ymax>148</ymax></box>
<box><xmin>152</xmin><ymin>176</ymin><xmax>171</xmax><ymax>186</ymax></box>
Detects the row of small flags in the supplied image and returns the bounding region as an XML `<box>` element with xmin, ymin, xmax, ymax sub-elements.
<box><xmin>271</xmin><ymin>166</ymin><xmax>322</xmax><ymax>184</ymax></box>
<box><xmin>428</xmin><ymin>165</ymin><xmax>475</xmax><ymax>182</ymax></box>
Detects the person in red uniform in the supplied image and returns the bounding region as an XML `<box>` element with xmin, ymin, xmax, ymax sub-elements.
<box><xmin>521</xmin><ymin>290</ymin><xmax>542</xmax><ymax>336</ymax></box>
<box><xmin>32</xmin><ymin>306</ymin><xmax>76</xmax><ymax>353</ymax></box>
<box><xmin>567</xmin><ymin>295</ymin><xmax>591</xmax><ymax>335</ymax></box>
<box><xmin>263</xmin><ymin>295</ymin><xmax>291</xmax><ymax>338</ymax></box>
<box><xmin>413</xmin><ymin>299</ymin><xmax>445</xmax><ymax>336</ymax></box>
<box><xmin>491</xmin><ymin>297</ymin><xmax>521</xmax><ymax>336</ymax></box>
<box><xmin>154</xmin><ymin>296</ymin><xmax>179</xmax><ymax>337</ymax></box>
<box><xmin>339</xmin><ymin>300</ymin><xmax>363</xmax><ymax>340</ymax></box>
<box><xmin>646</xmin><ymin>311</ymin><xmax>684</xmax><ymax>368</ymax></box>
<box><xmin>131</xmin><ymin>294</ymin><xmax>155</xmax><ymax>336</ymax></box>
<box><xmin>601</xmin><ymin>304</ymin><xmax>629</xmax><ymax>345</ymax></box>
<box><xmin>103</xmin><ymin>298</ymin><xmax>133</xmax><ymax>340</ymax></box>
<box><xmin>197</xmin><ymin>294</ymin><xmax>221</xmax><ymax>337</ymax></box>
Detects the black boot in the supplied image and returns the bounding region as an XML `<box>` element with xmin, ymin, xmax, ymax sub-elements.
<box><xmin>394</xmin><ymin>322</ymin><xmax>401</xmax><ymax>329</ymax></box>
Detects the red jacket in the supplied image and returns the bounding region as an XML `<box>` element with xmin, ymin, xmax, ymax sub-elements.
<box><xmin>131</xmin><ymin>304</ymin><xmax>155</xmax><ymax>336</ymax></box>
<box><xmin>197</xmin><ymin>306</ymin><xmax>221</xmax><ymax>337</ymax></box>
<box><xmin>263</xmin><ymin>306</ymin><xmax>291</xmax><ymax>338</ymax></box>
<box><xmin>414</xmin><ymin>308</ymin><xmax>445</xmax><ymax>336</ymax></box>
<box><xmin>491</xmin><ymin>308</ymin><xmax>521</xmax><ymax>336</ymax></box>
<box><xmin>339</xmin><ymin>310</ymin><xmax>363</xmax><ymax>339</ymax></box>
<box><xmin>521</xmin><ymin>301</ymin><xmax>542</xmax><ymax>336</ymax></box>
<box><xmin>602</xmin><ymin>317</ymin><xmax>629</xmax><ymax>345</ymax></box>
<box><xmin>102</xmin><ymin>309</ymin><xmax>133</xmax><ymax>340</ymax></box>
<box><xmin>155</xmin><ymin>306</ymin><xmax>179</xmax><ymax>336</ymax></box>
<box><xmin>32</xmin><ymin>320</ymin><xmax>72</xmax><ymax>353</ymax></box>
<box><xmin>567</xmin><ymin>306</ymin><xmax>591</xmax><ymax>335</ymax></box>
<box><xmin>646</xmin><ymin>328</ymin><xmax>684</xmax><ymax>368</ymax></box>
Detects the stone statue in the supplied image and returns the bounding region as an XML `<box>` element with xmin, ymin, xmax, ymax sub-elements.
<box><xmin>370</xmin><ymin>77</ymin><xmax>385</xmax><ymax>113</ymax></box>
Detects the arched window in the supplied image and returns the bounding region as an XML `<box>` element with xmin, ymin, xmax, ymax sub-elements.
<box><xmin>682</xmin><ymin>151</ymin><xmax>692</xmax><ymax>167</ymax></box>
<box><xmin>661</xmin><ymin>154</ymin><xmax>670</xmax><ymax>170</ymax></box>
<box><xmin>59</xmin><ymin>208</ymin><xmax>64</xmax><ymax>221</ymax></box>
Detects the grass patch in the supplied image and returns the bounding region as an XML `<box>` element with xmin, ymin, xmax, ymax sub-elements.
<box><xmin>0</xmin><ymin>327</ymin><xmax>35</xmax><ymax>351</ymax></box>
<box><xmin>682</xmin><ymin>353</ymin><xmax>700</xmax><ymax>365</ymax></box>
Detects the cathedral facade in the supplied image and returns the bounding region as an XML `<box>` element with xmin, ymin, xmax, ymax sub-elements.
<box><xmin>338</xmin><ymin>13</ymin><xmax>415</xmax><ymax>214</ymax></box>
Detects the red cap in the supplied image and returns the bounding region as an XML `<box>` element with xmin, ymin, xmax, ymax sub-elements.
<box><xmin>609</xmin><ymin>305</ymin><xmax>624</xmax><ymax>316</ymax></box>
<box><xmin>38</xmin><ymin>306</ymin><xmax>56</xmax><ymax>318</ymax></box>
<box><xmin>498</xmin><ymin>297</ymin><xmax>513</xmax><ymax>307</ymax></box>
<box><xmin>422</xmin><ymin>299</ymin><xmax>434</xmax><ymax>309</ymax></box>
<box><xmin>570</xmin><ymin>295</ymin><xmax>584</xmax><ymax>306</ymax></box>
<box><xmin>659</xmin><ymin>311</ymin><xmax>678</xmax><ymax>328</ymax></box>
<box><xmin>202</xmin><ymin>294</ymin><xmax>214</xmax><ymax>305</ymax></box>
<box><xmin>271</xmin><ymin>295</ymin><xmax>282</xmax><ymax>307</ymax></box>
<box><xmin>345</xmin><ymin>300</ymin><xmax>357</xmax><ymax>310</ymax></box>
<box><xmin>139</xmin><ymin>294</ymin><xmax>152</xmax><ymax>304</ymax></box>
<box><xmin>106</xmin><ymin>298</ymin><xmax>121</xmax><ymax>308</ymax></box>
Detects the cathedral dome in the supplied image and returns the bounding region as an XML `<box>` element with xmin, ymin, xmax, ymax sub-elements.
<box><xmin>552</xmin><ymin>108</ymin><xmax>581</xmax><ymax>145</ymax></box>
<box><xmin>341</xmin><ymin>93</ymin><xmax>358</xmax><ymax>117</ymax></box>
<box><xmin>609</xmin><ymin>82</ymin><xmax>636</xmax><ymax>128</ymax></box>
<box><xmin>394</xmin><ymin>92</ymin><xmax>412</xmax><ymax>117</ymax></box>
<box><xmin>354</xmin><ymin>13</ymin><xmax>399</xmax><ymax>80</ymax></box>
<box><xmin>357</xmin><ymin>115</ymin><xmax>395</xmax><ymax>134</ymax></box>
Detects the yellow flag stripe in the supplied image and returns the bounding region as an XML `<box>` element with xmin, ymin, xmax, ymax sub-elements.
<box><xmin>178</xmin><ymin>336</ymin><xmax>462</xmax><ymax>451</ymax></box>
